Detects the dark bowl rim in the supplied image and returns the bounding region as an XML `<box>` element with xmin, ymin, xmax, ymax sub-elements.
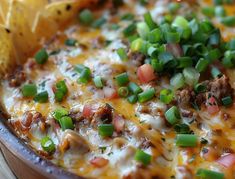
<box><xmin>0</xmin><ymin>110</ymin><xmax>83</xmax><ymax>179</ymax></box>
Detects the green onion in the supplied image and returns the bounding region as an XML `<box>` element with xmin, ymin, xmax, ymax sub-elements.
<box><xmin>182</xmin><ymin>45</ymin><xmax>194</xmax><ymax>56</ymax></box>
<box><xmin>194</xmin><ymin>83</ymin><xmax>207</xmax><ymax>93</ymax></box>
<box><xmin>54</xmin><ymin>90</ymin><xmax>64</xmax><ymax>102</ymax></box>
<box><xmin>34</xmin><ymin>91</ymin><xmax>48</xmax><ymax>103</ymax></box>
<box><xmin>222</xmin><ymin>50</ymin><xmax>235</xmax><ymax>68</ymax></box>
<box><xmin>200</xmin><ymin>20</ymin><xmax>214</xmax><ymax>33</ymax></box>
<box><xmin>127</xmin><ymin>94</ymin><xmax>138</xmax><ymax>104</ymax></box>
<box><xmin>134</xmin><ymin>149</ymin><xmax>151</xmax><ymax>166</ymax></box>
<box><xmin>151</xmin><ymin>58</ymin><xmax>164</xmax><ymax>72</ymax></box>
<box><xmin>74</xmin><ymin>64</ymin><xmax>86</xmax><ymax>73</ymax></box>
<box><xmin>35</xmin><ymin>48</ymin><xmax>48</xmax><ymax>64</ymax></box>
<box><xmin>222</xmin><ymin>96</ymin><xmax>233</xmax><ymax>107</ymax></box>
<box><xmin>115</xmin><ymin>72</ymin><xmax>129</xmax><ymax>86</ymax></box>
<box><xmin>208</xmin><ymin>30</ymin><xmax>221</xmax><ymax>46</ymax></box>
<box><xmin>158</xmin><ymin>52</ymin><xmax>174</xmax><ymax>65</ymax></box>
<box><xmin>139</xmin><ymin>0</ymin><xmax>148</xmax><ymax>5</ymax></box>
<box><xmin>117</xmin><ymin>48</ymin><xmax>128</xmax><ymax>61</ymax></box>
<box><xmin>196</xmin><ymin>169</ymin><xmax>224</xmax><ymax>179</ymax></box>
<box><xmin>194</xmin><ymin>43</ymin><xmax>207</xmax><ymax>55</ymax></box>
<box><xmin>123</xmin><ymin>23</ymin><xmax>136</xmax><ymax>37</ymax></box>
<box><xmin>211</xmin><ymin>66</ymin><xmax>222</xmax><ymax>78</ymax></box>
<box><xmin>110</xmin><ymin>24</ymin><xmax>120</xmax><ymax>30</ymax></box>
<box><xmin>170</xmin><ymin>73</ymin><xmax>185</xmax><ymax>90</ymax></box>
<box><xmin>202</xmin><ymin>7</ymin><xmax>215</xmax><ymax>17</ymax></box>
<box><xmin>165</xmin><ymin>106</ymin><xmax>181</xmax><ymax>125</ymax></box>
<box><xmin>41</xmin><ymin>136</ymin><xmax>55</xmax><ymax>153</ymax></box>
<box><xmin>93</xmin><ymin>76</ymin><xmax>103</xmax><ymax>88</ymax></box>
<box><xmin>137</xmin><ymin>22</ymin><xmax>150</xmax><ymax>40</ymax></box>
<box><xmin>98</xmin><ymin>124</ymin><xmax>114</xmax><ymax>137</ymax></box>
<box><xmin>177</xmin><ymin>57</ymin><xmax>193</xmax><ymax>68</ymax></box>
<box><xmin>195</xmin><ymin>58</ymin><xmax>209</xmax><ymax>72</ymax></box>
<box><xmin>176</xmin><ymin>134</ymin><xmax>197</xmax><ymax>147</ymax></box>
<box><xmin>131</xmin><ymin>38</ymin><xmax>143</xmax><ymax>52</ymax></box>
<box><xmin>65</xmin><ymin>38</ymin><xmax>78</xmax><ymax>46</ymax></box>
<box><xmin>138</xmin><ymin>88</ymin><xmax>155</xmax><ymax>103</ymax></box>
<box><xmin>227</xmin><ymin>39</ymin><xmax>235</xmax><ymax>50</ymax></box>
<box><xmin>204</xmin><ymin>49</ymin><xmax>221</xmax><ymax>63</ymax></box>
<box><xmin>77</xmin><ymin>67</ymin><xmax>91</xmax><ymax>84</ymax></box>
<box><xmin>118</xmin><ymin>87</ymin><xmax>129</xmax><ymax>97</ymax></box>
<box><xmin>144</xmin><ymin>12</ymin><xmax>157</xmax><ymax>30</ymax></box>
<box><xmin>165</xmin><ymin>31</ymin><xmax>180</xmax><ymax>43</ymax></box>
<box><xmin>221</xmin><ymin>16</ymin><xmax>235</xmax><ymax>27</ymax></box>
<box><xmin>79</xmin><ymin>9</ymin><xmax>93</xmax><ymax>25</ymax></box>
<box><xmin>160</xmin><ymin>89</ymin><xmax>173</xmax><ymax>104</ymax></box>
<box><xmin>215</xmin><ymin>6</ymin><xmax>226</xmax><ymax>17</ymax></box>
<box><xmin>92</xmin><ymin>17</ymin><xmax>106</xmax><ymax>28</ymax></box>
<box><xmin>174</xmin><ymin>124</ymin><xmax>190</xmax><ymax>134</ymax></box>
<box><xmin>168</xmin><ymin>2</ymin><xmax>181</xmax><ymax>14</ymax></box>
<box><xmin>183</xmin><ymin>67</ymin><xmax>200</xmax><ymax>86</ymax></box>
<box><xmin>172</xmin><ymin>16</ymin><xmax>189</xmax><ymax>29</ymax></box>
<box><xmin>121</xmin><ymin>13</ymin><xmax>134</xmax><ymax>21</ymax></box>
<box><xmin>54</xmin><ymin>80</ymin><xmax>68</xmax><ymax>102</ymax></box>
<box><xmin>128</xmin><ymin>82</ymin><xmax>142</xmax><ymax>94</ymax></box>
<box><xmin>59</xmin><ymin>116</ymin><xmax>74</xmax><ymax>131</ymax></box>
<box><xmin>147</xmin><ymin>28</ymin><xmax>162</xmax><ymax>43</ymax></box>
<box><xmin>213</xmin><ymin>0</ymin><xmax>223</xmax><ymax>5</ymax></box>
<box><xmin>52</xmin><ymin>108</ymin><xmax>68</xmax><ymax>121</ymax></box>
<box><xmin>22</xmin><ymin>84</ymin><xmax>37</xmax><ymax>97</ymax></box>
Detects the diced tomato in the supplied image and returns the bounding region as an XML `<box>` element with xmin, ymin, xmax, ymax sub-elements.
<box><xmin>166</xmin><ymin>43</ymin><xmax>183</xmax><ymax>58</ymax></box>
<box><xmin>137</xmin><ymin>64</ymin><xmax>156</xmax><ymax>83</ymax></box>
<box><xmin>206</xmin><ymin>96</ymin><xmax>220</xmax><ymax>115</ymax></box>
<box><xmin>82</xmin><ymin>104</ymin><xmax>94</xmax><ymax>118</ymax></box>
<box><xmin>217</xmin><ymin>154</ymin><xmax>235</xmax><ymax>168</ymax></box>
<box><xmin>103</xmin><ymin>87</ymin><xmax>118</xmax><ymax>99</ymax></box>
<box><xmin>90</xmin><ymin>157</ymin><xmax>109</xmax><ymax>168</ymax></box>
<box><xmin>113</xmin><ymin>114</ymin><xmax>125</xmax><ymax>133</ymax></box>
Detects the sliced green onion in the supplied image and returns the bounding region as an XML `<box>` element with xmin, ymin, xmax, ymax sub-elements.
<box><xmin>202</xmin><ymin>7</ymin><xmax>215</xmax><ymax>17</ymax></box>
<box><xmin>34</xmin><ymin>91</ymin><xmax>48</xmax><ymax>103</ymax></box>
<box><xmin>221</xmin><ymin>16</ymin><xmax>235</xmax><ymax>27</ymax></box>
<box><xmin>35</xmin><ymin>48</ymin><xmax>48</xmax><ymax>64</ymax></box>
<box><xmin>22</xmin><ymin>84</ymin><xmax>37</xmax><ymax>97</ymax></box>
<box><xmin>194</xmin><ymin>83</ymin><xmax>207</xmax><ymax>93</ymax></box>
<box><xmin>121</xmin><ymin>13</ymin><xmax>134</xmax><ymax>21</ymax></box>
<box><xmin>196</xmin><ymin>169</ymin><xmax>224</xmax><ymax>179</ymax></box>
<box><xmin>158</xmin><ymin>52</ymin><xmax>174</xmax><ymax>65</ymax></box>
<box><xmin>227</xmin><ymin>39</ymin><xmax>235</xmax><ymax>50</ymax></box>
<box><xmin>200</xmin><ymin>20</ymin><xmax>214</xmax><ymax>33</ymax></box>
<box><xmin>204</xmin><ymin>49</ymin><xmax>221</xmax><ymax>63</ymax></box>
<box><xmin>147</xmin><ymin>28</ymin><xmax>161</xmax><ymax>43</ymax></box>
<box><xmin>170</xmin><ymin>73</ymin><xmax>185</xmax><ymax>90</ymax></box>
<box><xmin>160</xmin><ymin>89</ymin><xmax>173</xmax><ymax>104</ymax></box>
<box><xmin>211</xmin><ymin>66</ymin><xmax>222</xmax><ymax>78</ymax></box>
<box><xmin>208</xmin><ymin>30</ymin><xmax>221</xmax><ymax>46</ymax></box>
<box><xmin>151</xmin><ymin>58</ymin><xmax>164</xmax><ymax>72</ymax></box>
<box><xmin>92</xmin><ymin>17</ymin><xmax>106</xmax><ymax>28</ymax></box>
<box><xmin>77</xmin><ymin>67</ymin><xmax>91</xmax><ymax>84</ymax></box>
<box><xmin>222</xmin><ymin>50</ymin><xmax>235</xmax><ymax>68</ymax></box>
<box><xmin>177</xmin><ymin>57</ymin><xmax>193</xmax><ymax>68</ymax></box>
<box><xmin>144</xmin><ymin>12</ymin><xmax>157</xmax><ymax>30</ymax></box>
<box><xmin>74</xmin><ymin>64</ymin><xmax>86</xmax><ymax>73</ymax></box>
<box><xmin>128</xmin><ymin>82</ymin><xmax>142</xmax><ymax>94</ymax></box>
<box><xmin>165</xmin><ymin>31</ymin><xmax>180</xmax><ymax>43</ymax></box>
<box><xmin>137</xmin><ymin>22</ymin><xmax>150</xmax><ymax>40</ymax></box>
<box><xmin>138</xmin><ymin>88</ymin><xmax>155</xmax><ymax>103</ymax></box>
<box><xmin>174</xmin><ymin>124</ymin><xmax>190</xmax><ymax>134</ymax></box>
<box><xmin>131</xmin><ymin>38</ymin><xmax>143</xmax><ymax>52</ymax></box>
<box><xmin>165</xmin><ymin>106</ymin><xmax>181</xmax><ymax>125</ymax></box>
<box><xmin>54</xmin><ymin>80</ymin><xmax>68</xmax><ymax>102</ymax></box>
<box><xmin>54</xmin><ymin>90</ymin><xmax>64</xmax><ymax>102</ymax></box>
<box><xmin>52</xmin><ymin>108</ymin><xmax>68</xmax><ymax>121</ymax></box>
<box><xmin>222</xmin><ymin>96</ymin><xmax>233</xmax><ymax>107</ymax></box>
<box><xmin>117</xmin><ymin>48</ymin><xmax>128</xmax><ymax>61</ymax></box>
<box><xmin>213</xmin><ymin>0</ymin><xmax>223</xmax><ymax>5</ymax></box>
<box><xmin>123</xmin><ymin>23</ymin><xmax>136</xmax><ymax>37</ymax></box>
<box><xmin>65</xmin><ymin>38</ymin><xmax>78</xmax><ymax>46</ymax></box>
<box><xmin>168</xmin><ymin>2</ymin><xmax>181</xmax><ymax>14</ymax></box>
<box><xmin>93</xmin><ymin>76</ymin><xmax>103</xmax><ymax>88</ymax></box>
<box><xmin>176</xmin><ymin>134</ymin><xmax>197</xmax><ymax>147</ymax></box>
<box><xmin>59</xmin><ymin>116</ymin><xmax>74</xmax><ymax>131</ymax></box>
<box><xmin>195</xmin><ymin>58</ymin><xmax>209</xmax><ymax>72</ymax></box>
<box><xmin>118</xmin><ymin>87</ymin><xmax>129</xmax><ymax>97</ymax></box>
<box><xmin>127</xmin><ymin>94</ymin><xmax>138</xmax><ymax>104</ymax></box>
<box><xmin>41</xmin><ymin>136</ymin><xmax>55</xmax><ymax>153</ymax></box>
<box><xmin>215</xmin><ymin>6</ymin><xmax>226</xmax><ymax>17</ymax></box>
<box><xmin>183</xmin><ymin>67</ymin><xmax>200</xmax><ymax>86</ymax></box>
<box><xmin>134</xmin><ymin>149</ymin><xmax>151</xmax><ymax>166</ymax></box>
<box><xmin>98</xmin><ymin>124</ymin><xmax>114</xmax><ymax>137</ymax></box>
<box><xmin>172</xmin><ymin>16</ymin><xmax>189</xmax><ymax>29</ymax></box>
<box><xmin>182</xmin><ymin>45</ymin><xmax>194</xmax><ymax>56</ymax></box>
<box><xmin>115</xmin><ymin>72</ymin><xmax>129</xmax><ymax>86</ymax></box>
<box><xmin>79</xmin><ymin>9</ymin><xmax>93</xmax><ymax>25</ymax></box>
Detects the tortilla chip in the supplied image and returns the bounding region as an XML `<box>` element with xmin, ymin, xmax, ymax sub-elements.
<box><xmin>0</xmin><ymin>25</ymin><xmax>16</xmax><ymax>76</ymax></box>
<box><xmin>32</xmin><ymin>0</ymin><xmax>98</xmax><ymax>40</ymax></box>
<box><xmin>0</xmin><ymin>0</ymin><xmax>11</xmax><ymax>24</ymax></box>
<box><xmin>6</xmin><ymin>0</ymin><xmax>39</xmax><ymax>63</ymax></box>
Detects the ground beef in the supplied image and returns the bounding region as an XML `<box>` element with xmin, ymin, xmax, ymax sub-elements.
<box><xmin>175</xmin><ymin>88</ymin><xmax>195</xmax><ymax>107</ymax></box>
<box><xmin>6</xmin><ymin>67</ymin><xmax>26</xmax><ymax>87</ymax></box>
<box><xmin>93</xmin><ymin>103</ymin><xmax>113</xmax><ymax>124</ymax></box>
<box><xmin>127</xmin><ymin>51</ymin><xmax>145</xmax><ymax>67</ymax></box>
<box><xmin>208</xmin><ymin>75</ymin><xmax>233</xmax><ymax>103</ymax></box>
